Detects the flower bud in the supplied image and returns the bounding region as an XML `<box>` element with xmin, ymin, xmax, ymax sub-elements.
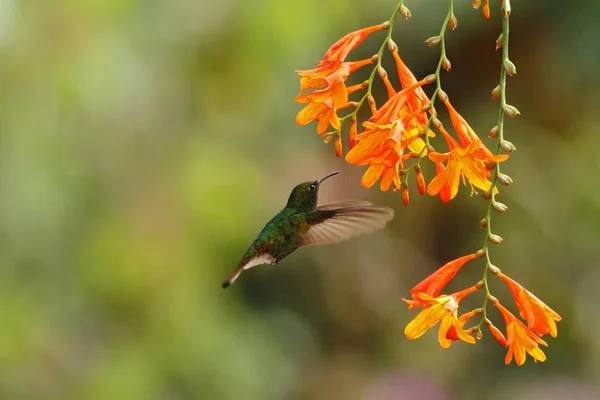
<box><xmin>387</xmin><ymin>39</ymin><xmax>398</xmax><ymax>52</ymax></box>
<box><xmin>475</xmin><ymin>249</ymin><xmax>486</xmax><ymax>258</ymax></box>
<box><xmin>415</xmin><ymin>166</ymin><xmax>426</xmax><ymax>195</ymax></box>
<box><xmin>495</xmin><ymin>33</ymin><xmax>504</xmax><ymax>51</ymax></box>
<box><xmin>426</xmin><ymin>145</ymin><xmax>435</xmax><ymax>153</ymax></box>
<box><xmin>335</xmin><ymin>134</ymin><xmax>342</xmax><ymax>157</ymax></box>
<box><xmin>402</xmin><ymin>184</ymin><xmax>410</xmax><ymax>206</ymax></box>
<box><xmin>504</xmin><ymin>59</ymin><xmax>517</xmax><ymax>76</ymax></box>
<box><xmin>476</xmin><ymin>330</ymin><xmax>483</xmax><ymax>340</ymax></box>
<box><xmin>502</xmin><ymin>0</ymin><xmax>511</xmax><ymax>16</ymax></box>
<box><xmin>497</xmin><ymin>173</ymin><xmax>513</xmax><ymax>185</ymax></box>
<box><xmin>493</xmin><ymin>201</ymin><xmax>508</xmax><ymax>213</ymax></box>
<box><xmin>500</xmin><ymin>140</ymin><xmax>516</xmax><ymax>152</ymax></box>
<box><xmin>491</xmin><ymin>85</ymin><xmax>501</xmax><ymax>100</ymax></box>
<box><xmin>442</xmin><ymin>57</ymin><xmax>451</xmax><ymax>71</ymax></box>
<box><xmin>377</xmin><ymin>66</ymin><xmax>387</xmax><ymax>79</ymax></box>
<box><xmin>482</xmin><ymin>190</ymin><xmax>492</xmax><ymax>200</ymax></box>
<box><xmin>488</xmin><ymin>295</ymin><xmax>499</xmax><ymax>304</ymax></box>
<box><xmin>421</xmin><ymin>103</ymin><xmax>432</xmax><ymax>113</ymax></box>
<box><xmin>489</xmin><ymin>233</ymin><xmax>504</xmax><ymax>244</ymax></box>
<box><xmin>488</xmin><ymin>125</ymin><xmax>499</xmax><ymax>138</ymax></box>
<box><xmin>488</xmin><ymin>264</ymin><xmax>501</xmax><ymax>274</ymax></box>
<box><xmin>485</xmin><ymin>162</ymin><xmax>496</xmax><ymax>171</ymax></box>
<box><xmin>425</xmin><ymin>36</ymin><xmax>441</xmax><ymax>46</ymax></box>
<box><xmin>437</xmin><ymin>89</ymin><xmax>448</xmax><ymax>102</ymax></box>
<box><xmin>475</xmin><ymin>280</ymin><xmax>485</xmax><ymax>289</ymax></box>
<box><xmin>381</xmin><ymin>21</ymin><xmax>391</xmax><ymax>30</ymax></box>
<box><xmin>399</xmin><ymin>5</ymin><xmax>412</xmax><ymax>19</ymax></box>
<box><xmin>424</xmin><ymin>74</ymin><xmax>437</xmax><ymax>84</ymax></box>
<box><xmin>370</xmin><ymin>54</ymin><xmax>379</xmax><ymax>63</ymax></box>
<box><xmin>503</xmin><ymin>104</ymin><xmax>521</xmax><ymax>117</ymax></box>
<box><xmin>322</xmin><ymin>132</ymin><xmax>333</xmax><ymax>144</ymax></box>
<box><xmin>479</xmin><ymin>218</ymin><xmax>488</xmax><ymax>228</ymax></box>
<box><xmin>448</xmin><ymin>14</ymin><xmax>458</xmax><ymax>30</ymax></box>
<box><xmin>488</xmin><ymin>322</ymin><xmax>508</xmax><ymax>347</ymax></box>
<box><xmin>432</xmin><ymin>117</ymin><xmax>443</xmax><ymax>130</ymax></box>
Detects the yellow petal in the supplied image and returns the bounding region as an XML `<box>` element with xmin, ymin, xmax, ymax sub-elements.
<box><xmin>404</xmin><ymin>303</ymin><xmax>447</xmax><ymax>340</ymax></box>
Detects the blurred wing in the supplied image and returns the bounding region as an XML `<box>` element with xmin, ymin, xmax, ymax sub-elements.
<box><xmin>296</xmin><ymin>204</ymin><xmax>394</xmax><ymax>247</ymax></box>
<box><xmin>315</xmin><ymin>200</ymin><xmax>373</xmax><ymax>210</ymax></box>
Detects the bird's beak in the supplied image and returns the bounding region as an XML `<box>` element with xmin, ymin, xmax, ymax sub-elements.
<box><xmin>317</xmin><ymin>171</ymin><xmax>340</xmax><ymax>184</ymax></box>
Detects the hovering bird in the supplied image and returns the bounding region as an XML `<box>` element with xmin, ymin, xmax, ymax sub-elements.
<box><xmin>221</xmin><ymin>171</ymin><xmax>394</xmax><ymax>288</ymax></box>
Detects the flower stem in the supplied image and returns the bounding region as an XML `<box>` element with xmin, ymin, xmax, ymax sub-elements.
<box><xmin>421</xmin><ymin>0</ymin><xmax>454</xmax><ymax>149</ymax></box>
<box><xmin>476</xmin><ymin>13</ymin><xmax>511</xmax><ymax>333</ymax></box>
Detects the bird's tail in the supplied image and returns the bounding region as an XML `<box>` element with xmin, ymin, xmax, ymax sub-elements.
<box><xmin>221</xmin><ymin>266</ymin><xmax>244</xmax><ymax>289</ymax></box>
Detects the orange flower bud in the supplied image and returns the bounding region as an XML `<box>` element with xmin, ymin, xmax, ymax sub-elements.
<box><xmin>489</xmin><ymin>125</ymin><xmax>500</xmax><ymax>138</ymax></box>
<box><xmin>387</xmin><ymin>39</ymin><xmax>398</xmax><ymax>52</ymax></box>
<box><xmin>500</xmin><ymin>140</ymin><xmax>516</xmax><ymax>152</ymax></box>
<box><xmin>488</xmin><ymin>295</ymin><xmax>499</xmax><ymax>304</ymax></box>
<box><xmin>475</xmin><ymin>249</ymin><xmax>486</xmax><ymax>258</ymax></box>
<box><xmin>402</xmin><ymin>183</ymin><xmax>410</xmax><ymax>206</ymax></box>
<box><xmin>475</xmin><ymin>280</ymin><xmax>485</xmax><ymax>289</ymax></box>
<box><xmin>485</xmin><ymin>162</ymin><xmax>497</xmax><ymax>171</ymax></box>
<box><xmin>483</xmin><ymin>0</ymin><xmax>490</xmax><ymax>19</ymax></box>
<box><xmin>442</xmin><ymin>57</ymin><xmax>451</xmax><ymax>71</ymax></box>
<box><xmin>425</xmin><ymin>36</ymin><xmax>441</xmax><ymax>46</ymax></box>
<box><xmin>399</xmin><ymin>5</ymin><xmax>412</xmax><ymax>19</ymax></box>
<box><xmin>448</xmin><ymin>14</ymin><xmax>458</xmax><ymax>31</ymax></box>
<box><xmin>335</xmin><ymin>133</ymin><xmax>342</xmax><ymax>157</ymax></box>
<box><xmin>482</xmin><ymin>190</ymin><xmax>492</xmax><ymax>200</ymax></box>
<box><xmin>432</xmin><ymin>117</ymin><xmax>443</xmax><ymax>130</ymax></box>
<box><xmin>415</xmin><ymin>166</ymin><xmax>426</xmax><ymax>195</ymax></box>
<box><xmin>479</xmin><ymin>218</ymin><xmax>488</xmax><ymax>228</ymax></box>
<box><xmin>489</xmin><ymin>233</ymin><xmax>504</xmax><ymax>244</ymax></box>
<box><xmin>491</xmin><ymin>85</ymin><xmax>501</xmax><ymax>99</ymax></box>
<box><xmin>485</xmin><ymin>319</ymin><xmax>508</xmax><ymax>347</ymax></box>
<box><xmin>503</xmin><ymin>104</ymin><xmax>521</xmax><ymax>117</ymax></box>
<box><xmin>495</xmin><ymin>33</ymin><xmax>504</xmax><ymax>51</ymax></box>
<box><xmin>504</xmin><ymin>59</ymin><xmax>517</xmax><ymax>76</ymax></box>
<box><xmin>380</xmin><ymin>21</ymin><xmax>391</xmax><ymax>30</ymax></box>
<box><xmin>476</xmin><ymin>330</ymin><xmax>483</xmax><ymax>340</ymax></box>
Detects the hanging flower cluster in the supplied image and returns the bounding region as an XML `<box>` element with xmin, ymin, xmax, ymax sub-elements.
<box><xmin>293</xmin><ymin>0</ymin><xmax>561</xmax><ymax>366</ymax></box>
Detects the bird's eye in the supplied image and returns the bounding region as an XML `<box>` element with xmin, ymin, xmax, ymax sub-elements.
<box><xmin>309</xmin><ymin>184</ymin><xmax>317</xmax><ymax>191</ymax></box>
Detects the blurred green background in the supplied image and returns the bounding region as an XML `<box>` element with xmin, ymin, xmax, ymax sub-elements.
<box><xmin>1</xmin><ymin>0</ymin><xmax>599</xmax><ymax>399</ymax></box>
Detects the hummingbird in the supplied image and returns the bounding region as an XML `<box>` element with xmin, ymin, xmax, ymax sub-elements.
<box><xmin>221</xmin><ymin>171</ymin><xmax>394</xmax><ymax>288</ymax></box>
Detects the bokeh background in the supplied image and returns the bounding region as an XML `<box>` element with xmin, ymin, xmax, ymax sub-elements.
<box><xmin>1</xmin><ymin>0</ymin><xmax>599</xmax><ymax>399</ymax></box>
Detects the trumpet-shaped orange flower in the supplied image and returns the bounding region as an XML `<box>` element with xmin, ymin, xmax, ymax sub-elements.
<box><xmin>404</xmin><ymin>285</ymin><xmax>480</xmax><ymax>348</ymax></box>
<box><xmin>296</xmin><ymin>58</ymin><xmax>374</xmax><ymax>91</ymax></box>
<box><xmin>321</xmin><ymin>23</ymin><xmax>388</xmax><ymax>64</ymax></box>
<box><xmin>496</xmin><ymin>272</ymin><xmax>562</xmax><ymax>338</ymax></box>
<box><xmin>494</xmin><ymin>302</ymin><xmax>548</xmax><ymax>366</ymax></box>
<box><xmin>427</xmin><ymin>124</ymin><xmax>508</xmax><ymax>201</ymax></box>
<box><xmin>296</xmin><ymin>81</ymin><xmax>347</xmax><ymax>134</ymax></box>
<box><xmin>403</xmin><ymin>253</ymin><xmax>478</xmax><ymax>309</ymax></box>
<box><xmin>345</xmin><ymin>77</ymin><xmax>433</xmax><ymax>191</ymax></box>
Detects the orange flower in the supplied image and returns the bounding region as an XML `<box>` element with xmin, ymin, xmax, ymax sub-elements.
<box><xmin>494</xmin><ymin>302</ymin><xmax>548</xmax><ymax>366</ymax></box>
<box><xmin>345</xmin><ymin>77</ymin><xmax>433</xmax><ymax>191</ymax></box>
<box><xmin>391</xmin><ymin>48</ymin><xmax>431</xmax><ymax>125</ymax></box>
<box><xmin>321</xmin><ymin>23</ymin><xmax>388</xmax><ymax>64</ymax></box>
<box><xmin>295</xmin><ymin>81</ymin><xmax>347</xmax><ymax>134</ymax></box>
<box><xmin>296</xmin><ymin>58</ymin><xmax>373</xmax><ymax>91</ymax></box>
<box><xmin>404</xmin><ymin>285</ymin><xmax>480</xmax><ymax>348</ymax></box>
<box><xmin>496</xmin><ymin>272</ymin><xmax>562</xmax><ymax>338</ymax></box>
<box><xmin>403</xmin><ymin>253</ymin><xmax>478</xmax><ymax>309</ymax></box>
<box><xmin>427</xmin><ymin>124</ymin><xmax>509</xmax><ymax>201</ymax></box>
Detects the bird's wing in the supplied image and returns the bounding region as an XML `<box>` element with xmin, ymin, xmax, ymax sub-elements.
<box><xmin>295</xmin><ymin>204</ymin><xmax>394</xmax><ymax>247</ymax></box>
<box><xmin>315</xmin><ymin>200</ymin><xmax>373</xmax><ymax>210</ymax></box>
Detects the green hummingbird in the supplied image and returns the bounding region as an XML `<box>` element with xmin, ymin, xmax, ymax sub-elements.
<box><xmin>222</xmin><ymin>171</ymin><xmax>394</xmax><ymax>288</ymax></box>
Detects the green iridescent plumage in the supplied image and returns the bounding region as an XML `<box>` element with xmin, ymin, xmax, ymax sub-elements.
<box><xmin>222</xmin><ymin>171</ymin><xmax>394</xmax><ymax>288</ymax></box>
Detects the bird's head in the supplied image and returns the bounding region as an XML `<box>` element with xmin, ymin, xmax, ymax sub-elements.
<box><xmin>286</xmin><ymin>171</ymin><xmax>340</xmax><ymax>211</ymax></box>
